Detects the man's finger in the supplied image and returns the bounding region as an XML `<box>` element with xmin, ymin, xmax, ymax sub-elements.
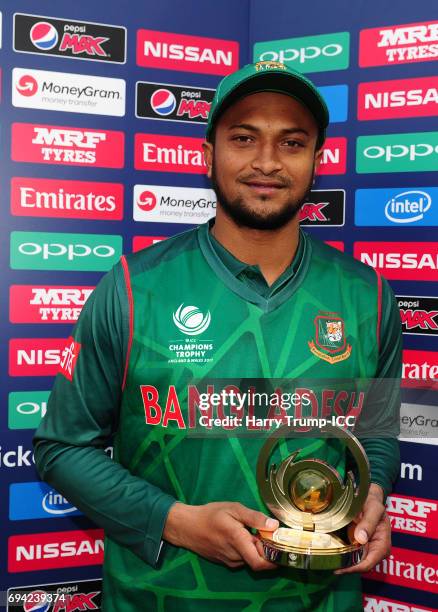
<box><xmin>233</xmin><ymin>503</ymin><xmax>279</xmax><ymax>532</ymax></box>
<box><xmin>353</xmin><ymin>498</ymin><xmax>385</xmax><ymax>544</ymax></box>
<box><xmin>233</xmin><ymin>529</ymin><xmax>277</xmax><ymax>571</ymax></box>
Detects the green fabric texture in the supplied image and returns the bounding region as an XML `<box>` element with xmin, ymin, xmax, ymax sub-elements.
<box><xmin>34</xmin><ymin>223</ymin><xmax>402</xmax><ymax>611</ymax></box>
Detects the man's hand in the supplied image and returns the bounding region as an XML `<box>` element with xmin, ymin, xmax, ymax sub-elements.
<box><xmin>335</xmin><ymin>483</ymin><xmax>391</xmax><ymax>575</ymax></box>
<box><xmin>163</xmin><ymin>501</ymin><xmax>279</xmax><ymax>571</ymax></box>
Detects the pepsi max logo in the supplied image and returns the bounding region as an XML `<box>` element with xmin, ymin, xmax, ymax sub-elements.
<box><xmin>150</xmin><ymin>89</ymin><xmax>177</xmax><ymax>116</ymax></box>
<box><xmin>299</xmin><ymin>189</ymin><xmax>345</xmax><ymax>226</ymax></box>
<box><xmin>14</xmin><ymin>14</ymin><xmax>126</xmax><ymax>63</ymax></box>
<box><xmin>16</xmin><ymin>74</ymin><xmax>38</xmax><ymax>97</ymax></box>
<box><xmin>23</xmin><ymin>591</ymin><xmax>50</xmax><ymax>612</ymax></box>
<box><xmin>30</xmin><ymin>21</ymin><xmax>58</xmax><ymax>50</ymax></box>
<box><xmin>137</xmin><ymin>81</ymin><xmax>215</xmax><ymax>124</ymax></box>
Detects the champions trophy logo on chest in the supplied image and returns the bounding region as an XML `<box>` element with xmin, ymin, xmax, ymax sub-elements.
<box><xmin>308</xmin><ymin>312</ymin><xmax>352</xmax><ymax>364</ymax></box>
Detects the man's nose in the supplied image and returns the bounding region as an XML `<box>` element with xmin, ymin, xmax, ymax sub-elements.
<box><xmin>250</xmin><ymin>143</ymin><xmax>283</xmax><ymax>174</ymax></box>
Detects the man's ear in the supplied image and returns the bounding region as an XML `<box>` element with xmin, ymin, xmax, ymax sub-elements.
<box><xmin>313</xmin><ymin>148</ymin><xmax>323</xmax><ymax>175</ymax></box>
<box><xmin>202</xmin><ymin>141</ymin><xmax>213</xmax><ymax>179</ymax></box>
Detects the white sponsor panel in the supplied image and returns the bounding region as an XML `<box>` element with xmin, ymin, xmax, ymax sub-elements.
<box><xmin>399</xmin><ymin>402</ymin><xmax>438</xmax><ymax>445</ymax></box>
<box><xmin>133</xmin><ymin>185</ymin><xmax>216</xmax><ymax>224</ymax></box>
<box><xmin>12</xmin><ymin>67</ymin><xmax>126</xmax><ymax>116</ymax></box>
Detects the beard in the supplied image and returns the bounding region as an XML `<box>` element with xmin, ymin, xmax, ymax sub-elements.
<box><xmin>211</xmin><ymin>161</ymin><xmax>314</xmax><ymax>231</ymax></box>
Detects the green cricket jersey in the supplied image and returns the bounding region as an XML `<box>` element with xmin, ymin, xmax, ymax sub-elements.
<box><xmin>34</xmin><ymin>221</ymin><xmax>402</xmax><ymax>611</ymax></box>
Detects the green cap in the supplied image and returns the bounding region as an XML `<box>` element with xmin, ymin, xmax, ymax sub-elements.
<box><xmin>206</xmin><ymin>61</ymin><xmax>329</xmax><ymax>149</ymax></box>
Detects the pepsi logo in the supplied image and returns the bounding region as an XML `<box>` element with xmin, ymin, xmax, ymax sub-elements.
<box><xmin>150</xmin><ymin>89</ymin><xmax>177</xmax><ymax>116</ymax></box>
<box><xmin>23</xmin><ymin>590</ymin><xmax>51</xmax><ymax>612</ymax></box>
<box><xmin>137</xmin><ymin>190</ymin><xmax>157</xmax><ymax>211</ymax></box>
<box><xmin>16</xmin><ymin>74</ymin><xmax>38</xmax><ymax>97</ymax></box>
<box><xmin>30</xmin><ymin>22</ymin><xmax>59</xmax><ymax>50</ymax></box>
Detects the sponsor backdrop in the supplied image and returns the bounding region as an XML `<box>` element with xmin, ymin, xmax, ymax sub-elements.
<box><xmin>0</xmin><ymin>0</ymin><xmax>437</xmax><ymax>608</ymax></box>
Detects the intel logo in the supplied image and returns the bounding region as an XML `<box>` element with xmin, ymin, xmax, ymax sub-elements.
<box><xmin>385</xmin><ymin>190</ymin><xmax>431</xmax><ymax>224</ymax></box>
<box><xmin>42</xmin><ymin>489</ymin><xmax>78</xmax><ymax>515</ymax></box>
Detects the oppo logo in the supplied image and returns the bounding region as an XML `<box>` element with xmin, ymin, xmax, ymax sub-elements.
<box><xmin>16</xmin><ymin>401</ymin><xmax>47</xmax><ymax>417</ymax></box>
<box><xmin>364</xmin><ymin>143</ymin><xmax>438</xmax><ymax>161</ymax></box>
<box><xmin>259</xmin><ymin>42</ymin><xmax>343</xmax><ymax>65</ymax></box>
<box><xmin>18</xmin><ymin>242</ymin><xmax>115</xmax><ymax>260</ymax></box>
<box><xmin>385</xmin><ymin>190</ymin><xmax>432</xmax><ymax>223</ymax></box>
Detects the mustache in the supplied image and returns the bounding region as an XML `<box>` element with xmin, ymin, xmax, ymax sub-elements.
<box><xmin>237</xmin><ymin>173</ymin><xmax>292</xmax><ymax>187</ymax></box>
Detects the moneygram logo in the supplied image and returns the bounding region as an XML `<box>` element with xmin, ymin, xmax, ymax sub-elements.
<box><xmin>356</xmin><ymin>132</ymin><xmax>438</xmax><ymax>173</ymax></box>
<box><xmin>11</xmin><ymin>177</ymin><xmax>124</xmax><ymax>220</ymax></box>
<box><xmin>10</xmin><ymin>231</ymin><xmax>122</xmax><ymax>271</ymax></box>
<box><xmin>254</xmin><ymin>31</ymin><xmax>350</xmax><ymax>73</ymax></box>
<box><xmin>363</xmin><ymin>594</ymin><xmax>434</xmax><ymax>612</ymax></box>
<box><xmin>11</xmin><ymin>122</ymin><xmax>125</xmax><ymax>168</ymax></box>
<box><xmin>136</xmin><ymin>81</ymin><xmax>214</xmax><ymax>123</ymax></box>
<box><xmin>173</xmin><ymin>304</ymin><xmax>211</xmax><ymax>335</ymax></box>
<box><xmin>137</xmin><ymin>30</ymin><xmax>239</xmax><ymax>75</ymax></box>
<box><xmin>8</xmin><ymin>391</ymin><xmax>50</xmax><ymax>429</ymax></box>
<box><xmin>7</xmin><ymin>579</ymin><xmax>102</xmax><ymax>612</ymax></box>
<box><xmin>134</xmin><ymin>185</ymin><xmax>216</xmax><ymax>224</ymax></box>
<box><xmin>132</xmin><ymin>236</ymin><xmax>166</xmax><ymax>252</ymax></box>
<box><xmin>134</xmin><ymin>134</ymin><xmax>206</xmax><ymax>173</ymax></box>
<box><xmin>9</xmin><ymin>482</ymin><xmax>81</xmax><ymax>520</ymax></box>
<box><xmin>299</xmin><ymin>190</ymin><xmax>345</xmax><ymax>226</ymax></box>
<box><xmin>8</xmin><ymin>529</ymin><xmax>104</xmax><ymax>572</ymax></box>
<box><xmin>400</xmin><ymin>402</ymin><xmax>438</xmax><ymax>442</ymax></box>
<box><xmin>359</xmin><ymin>20</ymin><xmax>438</xmax><ymax>67</ymax></box>
<box><xmin>358</xmin><ymin>76</ymin><xmax>438</xmax><ymax>120</ymax></box>
<box><xmin>12</xmin><ymin>67</ymin><xmax>126</xmax><ymax>116</ymax></box>
<box><xmin>402</xmin><ymin>349</ymin><xmax>438</xmax><ymax>386</ymax></box>
<box><xmin>355</xmin><ymin>188</ymin><xmax>436</xmax><ymax>226</ymax></box>
<box><xmin>316</xmin><ymin>137</ymin><xmax>347</xmax><ymax>175</ymax></box>
<box><xmin>10</xmin><ymin>285</ymin><xmax>93</xmax><ymax>324</ymax></box>
<box><xmin>9</xmin><ymin>338</ymin><xmax>70</xmax><ymax>377</ymax></box>
<box><xmin>398</xmin><ymin>295</ymin><xmax>438</xmax><ymax>336</ymax></box>
<box><xmin>14</xmin><ymin>13</ymin><xmax>126</xmax><ymax>63</ymax></box>
<box><xmin>15</xmin><ymin>73</ymin><xmax>38</xmax><ymax>96</ymax></box>
<box><xmin>386</xmin><ymin>493</ymin><xmax>438</xmax><ymax>539</ymax></box>
<box><xmin>353</xmin><ymin>242</ymin><xmax>438</xmax><ymax>281</ymax></box>
<box><xmin>367</xmin><ymin>547</ymin><xmax>438</xmax><ymax>593</ymax></box>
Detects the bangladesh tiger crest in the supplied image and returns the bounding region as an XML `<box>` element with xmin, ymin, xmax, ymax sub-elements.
<box><xmin>308</xmin><ymin>313</ymin><xmax>352</xmax><ymax>364</ymax></box>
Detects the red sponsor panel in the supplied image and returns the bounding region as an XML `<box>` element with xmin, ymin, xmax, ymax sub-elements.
<box><xmin>9</xmin><ymin>338</ymin><xmax>67</xmax><ymax>376</ymax></box>
<box><xmin>363</xmin><ymin>593</ymin><xmax>434</xmax><ymax>612</ymax></box>
<box><xmin>402</xmin><ymin>349</ymin><xmax>438</xmax><ymax>388</ymax></box>
<box><xmin>325</xmin><ymin>241</ymin><xmax>345</xmax><ymax>252</ymax></box>
<box><xmin>358</xmin><ymin>76</ymin><xmax>438</xmax><ymax>120</ymax></box>
<box><xmin>9</xmin><ymin>285</ymin><xmax>94</xmax><ymax>323</ymax></box>
<box><xmin>366</xmin><ymin>547</ymin><xmax>438</xmax><ymax>594</ymax></box>
<box><xmin>11</xmin><ymin>123</ymin><xmax>124</xmax><ymax>168</ymax></box>
<box><xmin>387</xmin><ymin>493</ymin><xmax>438</xmax><ymax>539</ymax></box>
<box><xmin>134</xmin><ymin>134</ymin><xmax>206</xmax><ymax>173</ymax></box>
<box><xmin>316</xmin><ymin>137</ymin><xmax>346</xmax><ymax>175</ymax></box>
<box><xmin>136</xmin><ymin>30</ymin><xmax>239</xmax><ymax>75</ymax></box>
<box><xmin>132</xmin><ymin>236</ymin><xmax>166</xmax><ymax>252</ymax></box>
<box><xmin>11</xmin><ymin>177</ymin><xmax>124</xmax><ymax>220</ymax></box>
<box><xmin>354</xmin><ymin>242</ymin><xmax>438</xmax><ymax>281</ymax></box>
<box><xmin>8</xmin><ymin>529</ymin><xmax>104</xmax><ymax>572</ymax></box>
<box><xmin>359</xmin><ymin>20</ymin><xmax>438</xmax><ymax>67</ymax></box>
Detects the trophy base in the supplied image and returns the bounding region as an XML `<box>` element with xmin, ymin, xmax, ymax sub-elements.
<box><xmin>258</xmin><ymin>527</ymin><xmax>365</xmax><ymax>570</ymax></box>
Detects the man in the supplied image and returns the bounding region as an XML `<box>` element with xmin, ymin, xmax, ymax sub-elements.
<box><xmin>34</xmin><ymin>62</ymin><xmax>402</xmax><ymax>611</ymax></box>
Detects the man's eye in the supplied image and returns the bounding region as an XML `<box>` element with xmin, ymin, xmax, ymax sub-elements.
<box><xmin>232</xmin><ymin>135</ymin><xmax>253</xmax><ymax>143</ymax></box>
<box><xmin>283</xmin><ymin>140</ymin><xmax>303</xmax><ymax>148</ymax></box>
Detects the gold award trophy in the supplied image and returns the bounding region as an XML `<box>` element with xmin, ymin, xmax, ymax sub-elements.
<box><xmin>257</xmin><ymin>424</ymin><xmax>370</xmax><ymax>570</ymax></box>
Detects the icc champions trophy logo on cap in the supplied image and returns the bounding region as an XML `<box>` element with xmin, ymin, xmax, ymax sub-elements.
<box><xmin>30</xmin><ymin>22</ymin><xmax>59</xmax><ymax>50</ymax></box>
<box><xmin>150</xmin><ymin>89</ymin><xmax>177</xmax><ymax>116</ymax></box>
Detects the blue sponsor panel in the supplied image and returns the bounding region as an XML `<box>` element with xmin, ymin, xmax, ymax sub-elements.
<box><xmin>318</xmin><ymin>85</ymin><xmax>348</xmax><ymax>123</ymax></box>
<box><xmin>9</xmin><ymin>481</ymin><xmax>82</xmax><ymax>520</ymax></box>
<box><xmin>355</xmin><ymin>187</ymin><xmax>438</xmax><ymax>227</ymax></box>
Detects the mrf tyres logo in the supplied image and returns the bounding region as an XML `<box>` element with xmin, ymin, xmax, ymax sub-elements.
<box><xmin>168</xmin><ymin>304</ymin><xmax>214</xmax><ymax>365</ymax></box>
<box><xmin>358</xmin><ymin>76</ymin><xmax>438</xmax><ymax>121</ymax></box>
<box><xmin>10</xmin><ymin>285</ymin><xmax>94</xmax><ymax>323</ymax></box>
<box><xmin>356</xmin><ymin>132</ymin><xmax>438</xmax><ymax>174</ymax></box>
<box><xmin>137</xmin><ymin>30</ymin><xmax>239</xmax><ymax>75</ymax></box>
<box><xmin>10</xmin><ymin>231</ymin><xmax>122</xmax><ymax>272</ymax></box>
<box><xmin>11</xmin><ymin>123</ymin><xmax>125</xmax><ymax>168</ymax></box>
<box><xmin>363</xmin><ymin>594</ymin><xmax>434</xmax><ymax>612</ymax></box>
<box><xmin>7</xmin><ymin>579</ymin><xmax>102</xmax><ymax>612</ymax></box>
<box><xmin>14</xmin><ymin>13</ymin><xmax>126</xmax><ymax>63</ymax></box>
<box><xmin>359</xmin><ymin>19</ymin><xmax>438</xmax><ymax>67</ymax></box>
<box><xmin>398</xmin><ymin>296</ymin><xmax>438</xmax><ymax>336</ymax></box>
<box><xmin>386</xmin><ymin>493</ymin><xmax>438</xmax><ymax>539</ymax></box>
<box><xmin>355</xmin><ymin>187</ymin><xmax>437</xmax><ymax>227</ymax></box>
<box><xmin>136</xmin><ymin>81</ymin><xmax>214</xmax><ymax>123</ymax></box>
<box><xmin>253</xmin><ymin>31</ymin><xmax>350</xmax><ymax>73</ymax></box>
<box><xmin>353</xmin><ymin>242</ymin><xmax>438</xmax><ymax>281</ymax></box>
<box><xmin>299</xmin><ymin>190</ymin><xmax>345</xmax><ymax>226</ymax></box>
<box><xmin>12</xmin><ymin>67</ymin><xmax>126</xmax><ymax>117</ymax></box>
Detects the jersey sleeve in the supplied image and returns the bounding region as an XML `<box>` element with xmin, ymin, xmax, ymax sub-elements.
<box><xmin>360</xmin><ymin>274</ymin><xmax>402</xmax><ymax>500</ymax></box>
<box><xmin>33</xmin><ymin>260</ymin><xmax>176</xmax><ymax>566</ymax></box>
